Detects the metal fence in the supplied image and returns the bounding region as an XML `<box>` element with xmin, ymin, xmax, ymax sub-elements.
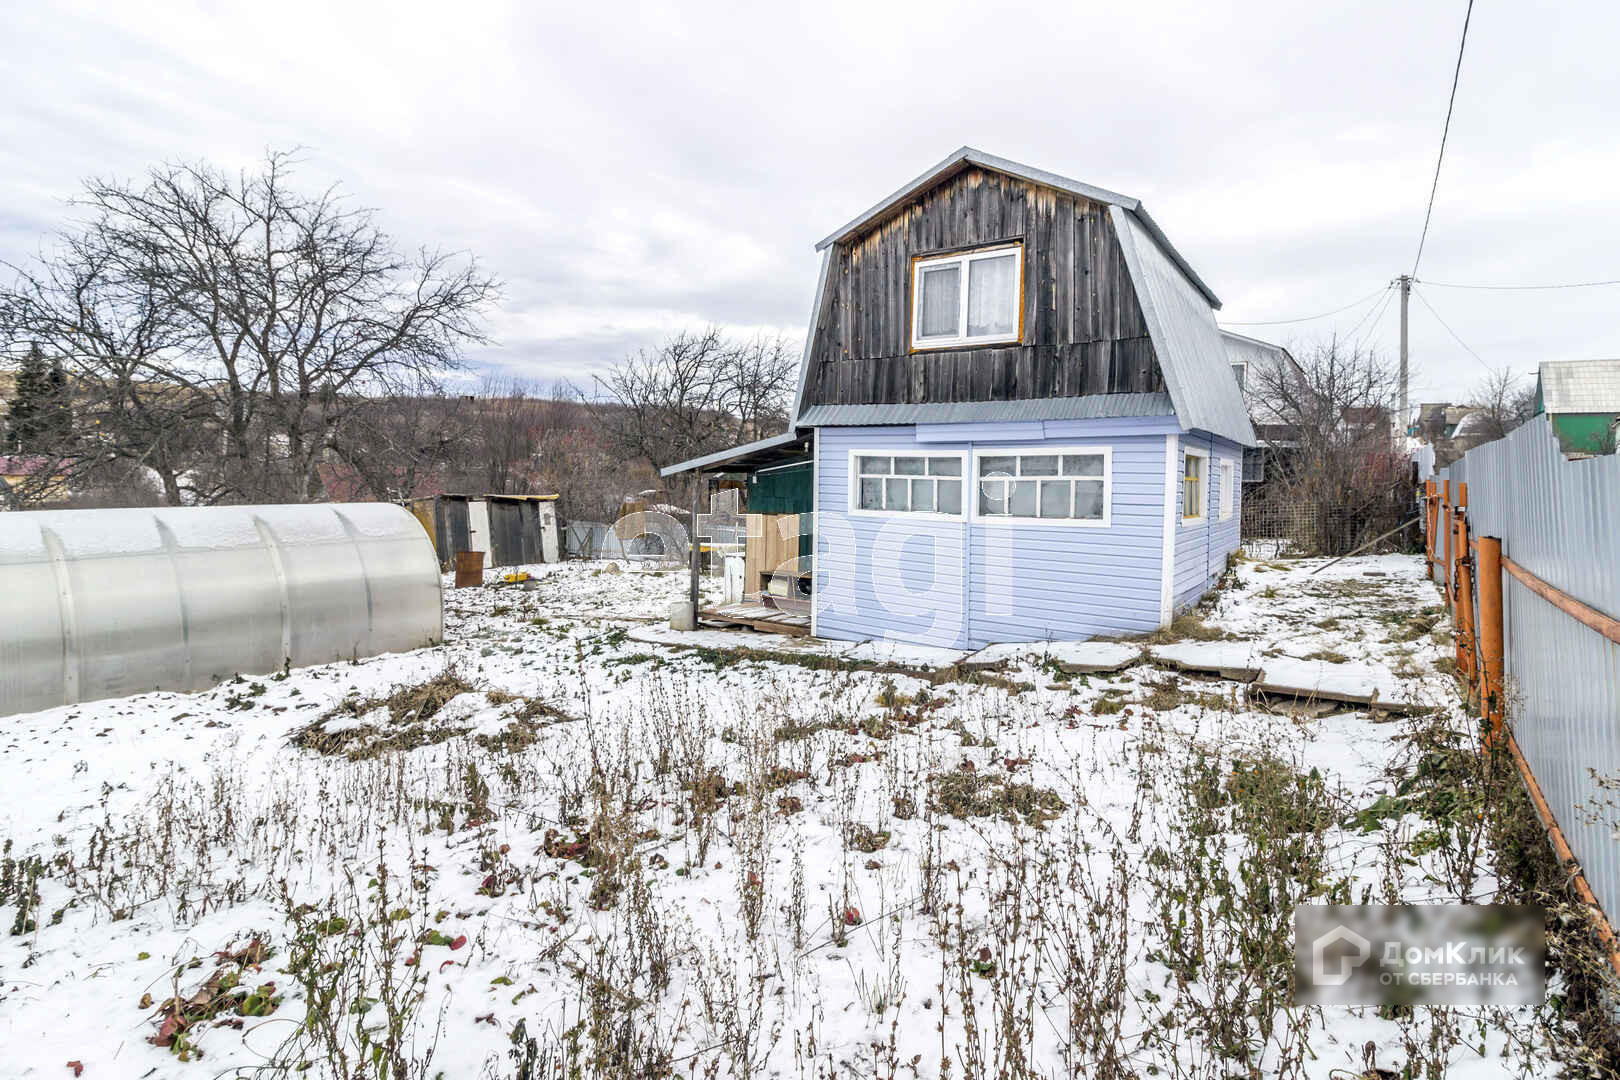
<box><xmin>561</xmin><ymin>520</ymin><xmax>626</xmax><ymax>560</ymax></box>
<box><xmin>1241</xmin><ymin>491</ymin><xmax>1416</xmax><ymax>556</ymax></box>
<box><xmin>1430</xmin><ymin>415</ymin><xmax>1620</xmax><ymax>931</ymax></box>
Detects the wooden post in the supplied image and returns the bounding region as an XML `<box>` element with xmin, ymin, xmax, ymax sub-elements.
<box><xmin>1398</xmin><ymin>275</ymin><xmax>1411</xmax><ymax>430</ymax></box>
<box><xmin>1477</xmin><ymin>535</ymin><xmax>1505</xmax><ymax>745</ymax></box>
<box><xmin>1423</xmin><ymin>480</ymin><xmax>1437</xmax><ymax>575</ymax></box>
<box><xmin>1453</xmin><ymin>485</ymin><xmax>1474</xmax><ymax>685</ymax></box>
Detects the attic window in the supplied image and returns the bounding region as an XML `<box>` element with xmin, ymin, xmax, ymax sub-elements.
<box><xmin>911</xmin><ymin>243</ymin><xmax>1022</xmax><ymax>350</ymax></box>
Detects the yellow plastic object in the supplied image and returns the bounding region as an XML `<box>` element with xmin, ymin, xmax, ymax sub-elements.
<box><xmin>501</xmin><ymin>571</ymin><xmax>531</xmax><ymax>584</ymax></box>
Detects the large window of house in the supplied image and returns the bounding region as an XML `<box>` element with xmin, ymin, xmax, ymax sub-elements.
<box><xmin>911</xmin><ymin>243</ymin><xmax>1023</xmax><ymax>350</ymax></box>
<box><xmin>852</xmin><ymin>453</ymin><xmax>964</xmax><ymax>516</ymax></box>
<box><xmin>1182</xmin><ymin>448</ymin><xmax>1207</xmax><ymax>522</ymax></box>
<box><xmin>973</xmin><ymin>448</ymin><xmax>1111</xmax><ymax>526</ymax></box>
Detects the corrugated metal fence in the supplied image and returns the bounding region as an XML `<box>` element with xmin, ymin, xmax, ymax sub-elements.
<box><xmin>1431</xmin><ymin>415</ymin><xmax>1620</xmax><ymax>929</ymax></box>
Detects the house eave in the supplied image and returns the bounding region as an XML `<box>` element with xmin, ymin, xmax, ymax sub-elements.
<box><xmin>660</xmin><ymin>430</ymin><xmax>813</xmax><ymax>477</ymax></box>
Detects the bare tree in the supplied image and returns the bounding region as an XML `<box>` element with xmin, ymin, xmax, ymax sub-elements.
<box><xmin>593</xmin><ymin>327</ymin><xmax>798</xmax><ymax>478</ymax></box>
<box><xmin>1464</xmin><ymin>368</ymin><xmax>1538</xmax><ymax>443</ymax></box>
<box><xmin>725</xmin><ymin>334</ymin><xmax>798</xmax><ymax>442</ymax></box>
<box><xmin>0</xmin><ymin>151</ymin><xmax>498</xmax><ymax>504</ymax></box>
<box><xmin>1248</xmin><ymin>338</ymin><xmax>1412</xmax><ymax>552</ymax></box>
<box><xmin>0</xmin><ymin>235</ymin><xmax>216</xmax><ymax>505</ymax></box>
<box><xmin>466</xmin><ymin>376</ymin><xmax>553</xmax><ymax>494</ymax></box>
<box><xmin>326</xmin><ymin>379</ymin><xmax>473</xmax><ymax>502</ymax></box>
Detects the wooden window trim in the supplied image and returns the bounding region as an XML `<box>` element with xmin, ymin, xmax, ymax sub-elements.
<box><xmin>1181</xmin><ymin>447</ymin><xmax>1209</xmax><ymax>525</ymax></box>
<box><xmin>908</xmin><ymin>241</ymin><xmax>1026</xmax><ymax>353</ymax></box>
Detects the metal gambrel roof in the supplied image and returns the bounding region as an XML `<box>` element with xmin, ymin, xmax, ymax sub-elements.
<box><xmin>1537</xmin><ymin>358</ymin><xmax>1620</xmax><ymax>414</ymax></box>
<box><xmin>788</xmin><ymin>248</ymin><xmax>834</xmax><ymax>425</ymax></box>
<box><xmin>1113</xmin><ymin>206</ymin><xmax>1256</xmax><ymax>447</ymax></box>
<box><xmin>797</xmin><ymin>392</ymin><xmax>1174</xmax><ymax>427</ymax></box>
<box><xmin>813</xmin><ymin>146</ymin><xmax>1221</xmax><ymax>309</ymax></box>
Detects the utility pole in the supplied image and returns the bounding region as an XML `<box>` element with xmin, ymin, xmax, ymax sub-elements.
<box><xmin>1397</xmin><ymin>274</ymin><xmax>1412</xmax><ymax>434</ymax></box>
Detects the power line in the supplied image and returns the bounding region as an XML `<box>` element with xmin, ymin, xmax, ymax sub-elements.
<box><xmin>1218</xmin><ymin>284</ymin><xmax>1389</xmax><ymax>327</ymax></box>
<box><xmin>1418</xmin><ymin>276</ymin><xmax>1620</xmax><ymax>291</ymax></box>
<box><xmin>1342</xmin><ymin>283</ymin><xmax>1394</xmax><ymax>341</ymax></box>
<box><xmin>1349</xmin><ymin>285</ymin><xmax>1398</xmax><ymax>351</ymax></box>
<box><xmin>1412</xmin><ymin>285</ymin><xmax>1491</xmax><ymax>370</ymax></box>
<box><xmin>1410</xmin><ymin>0</ymin><xmax>1475</xmax><ymax>277</ymax></box>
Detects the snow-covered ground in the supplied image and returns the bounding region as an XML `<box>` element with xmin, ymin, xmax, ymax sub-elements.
<box><xmin>0</xmin><ymin>555</ymin><xmax>1580</xmax><ymax>1077</ymax></box>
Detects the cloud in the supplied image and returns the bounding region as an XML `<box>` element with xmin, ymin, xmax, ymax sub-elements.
<box><xmin>3</xmin><ymin>0</ymin><xmax>1617</xmax><ymax>403</ymax></box>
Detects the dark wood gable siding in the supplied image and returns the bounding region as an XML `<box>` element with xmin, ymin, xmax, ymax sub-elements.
<box><xmin>803</xmin><ymin>167</ymin><xmax>1163</xmax><ymax>407</ymax></box>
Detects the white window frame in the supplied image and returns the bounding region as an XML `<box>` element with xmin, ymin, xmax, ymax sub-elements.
<box><xmin>1218</xmin><ymin>459</ymin><xmax>1235</xmax><ymax>521</ymax></box>
<box><xmin>910</xmin><ymin>243</ymin><xmax>1023</xmax><ymax>351</ymax></box>
<box><xmin>847</xmin><ymin>450</ymin><xmax>968</xmax><ymax>520</ymax></box>
<box><xmin>969</xmin><ymin>446</ymin><xmax>1113</xmax><ymax>528</ymax></box>
<box><xmin>1181</xmin><ymin>447</ymin><xmax>1209</xmax><ymax>525</ymax></box>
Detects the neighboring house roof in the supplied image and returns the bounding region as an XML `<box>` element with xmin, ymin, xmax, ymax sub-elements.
<box><xmin>1221</xmin><ymin>330</ymin><xmax>1299</xmax><ymax>429</ymax></box>
<box><xmin>1537</xmin><ymin>358</ymin><xmax>1620</xmax><ymax>414</ymax></box>
<box><xmin>315</xmin><ymin>462</ymin><xmax>443</xmax><ymax>502</ymax></box>
<box><xmin>814</xmin><ymin>146</ymin><xmax>1221</xmax><ymax>309</ymax></box>
<box><xmin>1219</xmin><ymin>330</ymin><xmax>1296</xmax><ymax>373</ymax></box>
<box><xmin>1112</xmin><ymin>207</ymin><xmax>1255</xmax><ymax>447</ymax></box>
<box><xmin>1449</xmin><ymin>411</ymin><xmax>1494</xmax><ymax>440</ymax></box>
<box><xmin>1342</xmin><ymin>405</ymin><xmax>1390</xmax><ymax>428</ymax></box>
<box><xmin>0</xmin><ymin>454</ymin><xmax>61</xmax><ymax>477</ymax></box>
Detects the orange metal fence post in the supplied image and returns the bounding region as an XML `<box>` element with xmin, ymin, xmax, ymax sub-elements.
<box><xmin>1476</xmin><ymin>536</ymin><xmax>1505</xmax><ymax>745</ymax></box>
<box><xmin>1453</xmin><ymin>487</ymin><xmax>1475</xmax><ymax>685</ymax></box>
<box><xmin>1441</xmin><ymin>482</ymin><xmax>1454</xmax><ymax>610</ymax></box>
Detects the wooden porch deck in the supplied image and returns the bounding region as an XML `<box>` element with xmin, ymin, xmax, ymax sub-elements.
<box><xmin>698</xmin><ymin>603</ymin><xmax>812</xmax><ymax>636</ymax></box>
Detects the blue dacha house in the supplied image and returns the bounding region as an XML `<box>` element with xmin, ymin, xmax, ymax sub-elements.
<box><xmin>665</xmin><ymin>148</ymin><xmax>1258</xmax><ymax>650</ymax></box>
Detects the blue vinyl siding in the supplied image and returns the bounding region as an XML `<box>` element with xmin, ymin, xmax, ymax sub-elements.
<box><xmin>815</xmin><ymin>417</ymin><xmax>1179</xmax><ymax>649</ymax></box>
<box><xmin>1172</xmin><ymin>431</ymin><xmax>1243</xmax><ymax>612</ymax></box>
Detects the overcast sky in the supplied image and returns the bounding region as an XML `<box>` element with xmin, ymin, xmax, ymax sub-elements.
<box><xmin>3</xmin><ymin>0</ymin><xmax>1616</xmax><ymax>407</ymax></box>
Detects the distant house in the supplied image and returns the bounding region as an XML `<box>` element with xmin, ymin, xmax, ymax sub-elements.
<box><xmin>1534</xmin><ymin>358</ymin><xmax>1620</xmax><ymax>456</ymax></box>
<box><xmin>0</xmin><ymin>454</ymin><xmax>69</xmax><ymax>504</ymax></box>
<box><xmin>1220</xmin><ymin>330</ymin><xmax>1300</xmax><ymax>487</ymax></box>
<box><xmin>664</xmin><ymin>148</ymin><xmax>1255</xmax><ymax>648</ymax></box>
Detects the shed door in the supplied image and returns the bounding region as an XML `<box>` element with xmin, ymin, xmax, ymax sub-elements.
<box><xmin>538</xmin><ymin>504</ymin><xmax>559</xmax><ymax>562</ymax></box>
<box><xmin>468</xmin><ymin>500</ymin><xmax>491</xmax><ymax>557</ymax></box>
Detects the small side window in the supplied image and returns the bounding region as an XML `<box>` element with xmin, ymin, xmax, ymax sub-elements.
<box><xmin>1182</xmin><ymin>451</ymin><xmax>1207</xmax><ymax>523</ymax></box>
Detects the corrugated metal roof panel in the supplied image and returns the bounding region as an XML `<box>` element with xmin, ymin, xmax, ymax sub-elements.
<box><xmin>798</xmin><ymin>392</ymin><xmax>1175</xmax><ymax>427</ymax></box>
<box><xmin>1113</xmin><ymin>207</ymin><xmax>1256</xmax><ymax>447</ymax></box>
<box><xmin>660</xmin><ymin>430</ymin><xmax>811</xmax><ymax>476</ymax></box>
<box><xmin>1537</xmin><ymin>358</ymin><xmax>1620</xmax><ymax>414</ymax></box>
<box><xmin>788</xmin><ymin>248</ymin><xmax>834</xmax><ymax>424</ymax></box>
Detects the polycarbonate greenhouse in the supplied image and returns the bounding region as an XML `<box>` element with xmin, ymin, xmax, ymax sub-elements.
<box><xmin>0</xmin><ymin>503</ymin><xmax>443</xmax><ymax>718</ymax></box>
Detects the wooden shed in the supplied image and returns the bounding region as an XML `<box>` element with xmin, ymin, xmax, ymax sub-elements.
<box><xmin>408</xmin><ymin>493</ymin><xmax>560</xmax><ymax>571</ymax></box>
<box><xmin>486</xmin><ymin>495</ymin><xmax>561</xmax><ymax>567</ymax></box>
